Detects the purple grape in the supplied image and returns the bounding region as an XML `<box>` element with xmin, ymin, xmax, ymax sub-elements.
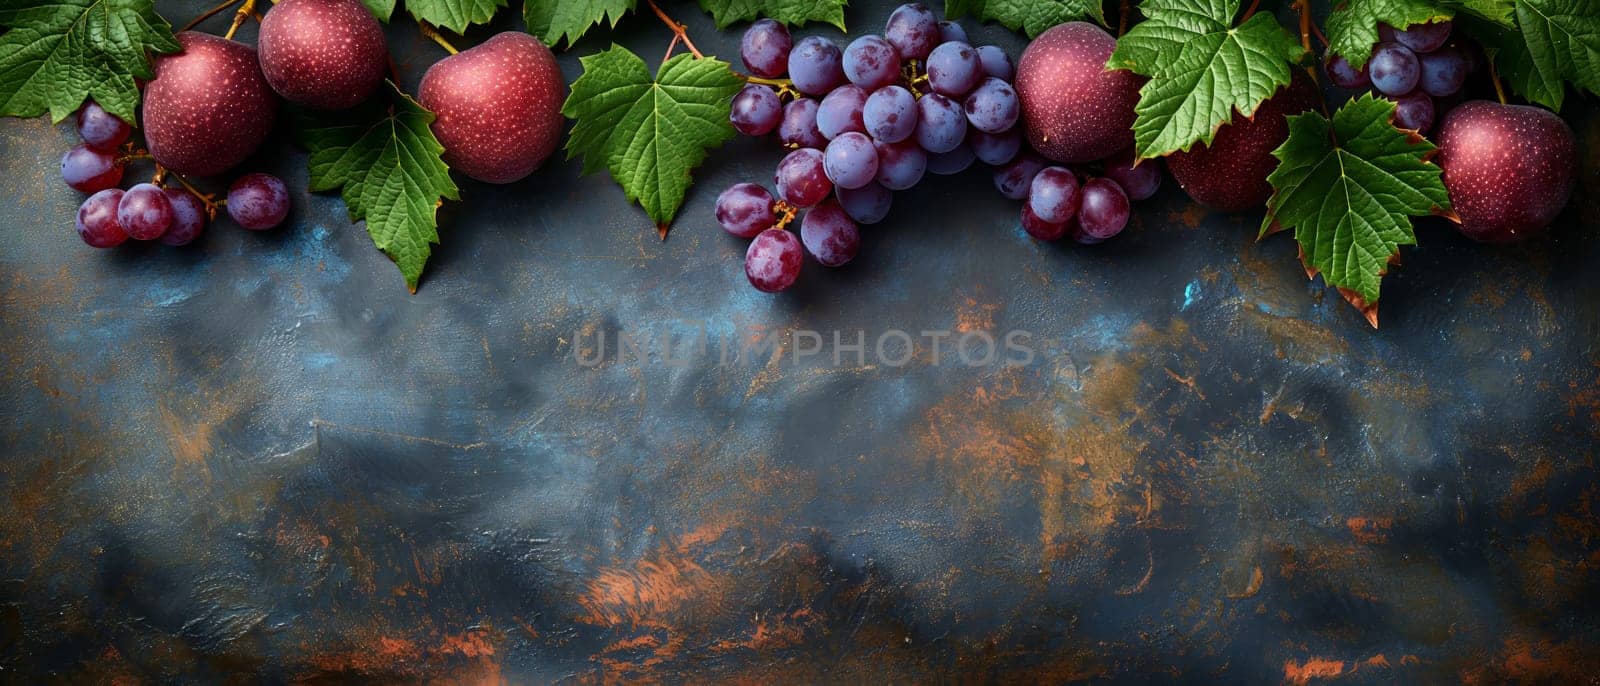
<box><xmin>1391</xmin><ymin>90</ymin><xmax>1435</xmax><ymax>131</ymax></box>
<box><xmin>715</xmin><ymin>183</ymin><xmax>777</xmax><ymax>238</ymax></box>
<box><xmin>76</xmin><ymin>189</ymin><xmax>128</xmax><ymax>248</ymax></box>
<box><xmin>1378</xmin><ymin>24</ymin><xmax>1398</xmax><ymax>42</ymax></box>
<box><xmin>117</xmin><ymin>182</ymin><xmax>173</xmax><ymax>240</ymax></box>
<box><xmin>938</xmin><ymin>20</ymin><xmax>968</xmax><ymax>44</ymax></box>
<box><xmin>731</xmin><ymin>84</ymin><xmax>782</xmax><ymax>136</ymax></box>
<box><xmin>226</xmin><ymin>173</ymin><xmax>290</xmax><ymax>230</ymax></box>
<box><xmin>745</xmin><ymin>228</ymin><xmax>803</xmax><ymax>292</ymax></box>
<box><xmin>1324</xmin><ymin>52</ymin><xmax>1370</xmax><ymax>89</ymax></box>
<box><xmin>741</xmin><ymin>19</ymin><xmax>792</xmax><ymax>78</ymax></box>
<box><xmin>926</xmin><ymin>41</ymin><xmax>981</xmax><ymax>97</ymax></box>
<box><xmin>1394</xmin><ymin>20</ymin><xmax>1451</xmax><ymax>53</ymax></box>
<box><xmin>159</xmin><ymin>188</ymin><xmax>207</xmax><ymax>246</ymax></box>
<box><xmin>817</xmin><ymin>84</ymin><xmax>868</xmax><ymax>140</ymax></box>
<box><xmin>1102</xmin><ymin>149</ymin><xmax>1163</xmax><ymax>201</ymax></box>
<box><xmin>976</xmin><ymin>45</ymin><xmax>1014</xmax><ymax>81</ymax></box>
<box><xmin>874</xmin><ymin>139</ymin><xmax>927</xmax><ymax>190</ymax></box>
<box><xmin>836</xmin><ymin>182</ymin><xmax>892</xmax><ymax>224</ymax></box>
<box><xmin>788</xmin><ymin>36</ymin><xmax>844</xmax><ymax>95</ymax></box>
<box><xmin>1369</xmin><ymin>42</ymin><xmax>1420</xmax><ymax>96</ymax></box>
<box><xmin>779</xmin><ymin>99</ymin><xmax>828</xmax><ymax>149</ymax></box>
<box><xmin>963</xmin><ymin>77</ymin><xmax>1020</xmax><ymax>134</ymax></box>
<box><xmin>76</xmin><ymin>101</ymin><xmax>131</xmax><ymax>151</ymax></box>
<box><xmin>1074</xmin><ymin>177</ymin><xmax>1130</xmax><ymax>243</ymax></box>
<box><xmin>824</xmin><ymin>131</ymin><xmax>879</xmax><ymax>189</ymax></box>
<box><xmin>775</xmin><ymin>148</ymin><xmax>833</xmax><ymax>208</ymax></box>
<box><xmin>1021</xmin><ymin>203</ymin><xmax>1067</xmax><ymax>241</ymax></box>
<box><xmin>885</xmin><ymin>3</ymin><xmax>939</xmax><ymax>61</ymax></box>
<box><xmin>800</xmin><ymin>203</ymin><xmax>861</xmax><ymax>267</ymax></box>
<box><xmin>926</xmin><ymin>141</ymin><xmax>976</xmax><ymax>175</ymax></box>
<box><xmin>863</xmin><ymin>85</ymin><xmax>918</xmax><ymax>144</ymax></box>
<box><xmin>1028</xmin><ymin>166</ymin><xmax>1079</xmax><ymax>224</ymax></box>
<box><xmin>970</xmin><ymin>128</ymin><xmax>1021</xmax><ymax>165</ymax></box>
<box><xmin>1419</xmin><ymin>46</ymin><xmax>1468</xmax><ymax>97</ymax></box>
<box><xmin>993</xmin><ymin>154</ymin><xmax>1045</xmax><ymax>200</ymax></box>
<box><xmin>914</xmin><ymin>93</ymin><xmax>966</xmax><ymax>153</ymax></box>
<box><xmin>843</xmin><ymin>35</ymin><xmax>902</xmax><ymax>90</ymax></box>
<box><xmin>60</xmin><ymin>144</ymin><xmax>122</xmax><ymax>194</ymax></box>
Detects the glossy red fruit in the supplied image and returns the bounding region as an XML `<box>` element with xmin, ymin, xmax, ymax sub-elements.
<box><xmin>144</xmin><ymin>32</ymin><xmax>280</xmax><ymax>177</ymax></box>
<box><xmin>419</xmin><ymin>32</ymin><xmax>565</xmax><ymax>184</ymax></box>
<box><xmin>1015</xmin><ymin>22</ymin><xmax>1141</xmax><ymax>164</ymax></box>
<box><xmin>257</xmin><ymin>0</ymin><xmax>387</xmax><ymax>109</ymax></box>
<box><xmin>1436</xmin><ymin>100</ymin><xmax>1577</xmax><ymax>243</ymax></box>
<box><xmin>1165</xmin><ymin>78</ymin><xmax>1321</xmax><ymax>211</ymax></box>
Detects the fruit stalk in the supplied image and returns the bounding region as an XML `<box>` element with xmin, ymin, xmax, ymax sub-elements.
<box><xmin>223</xmin><ymin>0</ymin><xmax>256</xmax><ymax>40</ymax></box>
<box><xmin>181</xmin><ymin>0</ymin><xmax>243</xmax><ymax>32</ymax></box>
<box><xmin>1487</xmin><ymin>60</ymin><xmax>1508</xmax><ymax>104</ymax></box>
<box><xmin>646</xmin><ymin>0</ymin><xmax>702</xmax><ymax>59</ymax></box>
<box><xmin>156</xmin><ymin>164</ymin><xmax>220</xmax><ymax>216</ymax></box>
<box><xmin>418</xmin><ymin>21</ymin><xmax>458</xmax><ymax>55</ymax></box>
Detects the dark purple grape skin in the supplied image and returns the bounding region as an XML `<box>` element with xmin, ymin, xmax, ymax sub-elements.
<box><xmin>1028</xmin><ymin>166</ymin><xmax>1079</xmax><ymax>224</ymax></box>
<box><xmin>926</xmin><ymin>41</ymin><xmax>982</xmax><ymax>98</ymax></box>
<box><xmin>745</xmin><ymin>228</ymin><xmax>803</xmax><ymax>292</ymax></box>
<box><xmin>1394</xmin><ymin>20</ymin><xmax>1451</xmax><ymax>53</ymax></box>
<box><xmin>842</xmin><ymin>35</ymin><xmax>902</xmax><ymax>91</ymax></box>
<box><xmin>993</xmin><ymin>154</ymin><xmax>1045</xmax><ymax>200</ymax></box>
<box><xmin>145</xmin><ymin>32</ymin><xmax>279</xmax><ymax>177</ymax></box>
<box><xmin>800</xmin><ymin>203</ymin><xmax>861</xmax><ymax>267</ymax></box>
<box><xmin>76</xmin><ymin>189</ymin><xmax>129</xmax><ymax>248</ymax></box>
<box><xmin>836</xmin><ymin>182</ymin><xmax>892</xmax><ymax>224</ymax></box>
<box><xmin>1369</xmin><ymin>42</ymin><xmax>1420</xmax><ymax>96</ymax></box>
<box><xmin>779</xmin><ymin>99</ymin><xmax>828</xmax><ymax>150</ymax></box>
<box><xmin>1324</xmin><ymin>52</ymin><xmax>1370</xmax><ymax>89</ymax></box>
<box><xmin>159</xmin><ymin>188</ymin><xmax>207</xmax><ymax>246</ymax></box>
<box><xmin>741</xmin><ymin>18</ymin><xmax>792</xmax><ymax>79</ymax></box>
<box><xmin>885</xmin><ymin>3</ymin><xmax>939</xmax><ymax>60</ymax></box>
<box><xmin>1437</xmin><ymin>100</ymin><xmax>1578</xmax><ymax>242</ymax></box>
<box><xmin>226</xmin><ymin>173</ymin><xmax>290</xmax><ymax>230</ymax></box>
<box><xmin>976</xmin><ymin>45</ymin><xmax>1014</xmax><ymax>81</ymax></box>
<box><xmin>1419</xmin><ymin>46</ymin><xmax>1469</xmax><ymax>97</ymax></box>
<box><xmin>1074</xmin><ymin>177</ymin><xmax>1130</xmax><ymax>242</ymax></box>
<box><xmin>970</xmin><ymin>129</ymin><xmax>1021</xmax><ymax>166</ymax></box>
<box><xmin>1102</xmin><ymin>149</ymin><xmax>1163</xmax><ymax>201</ymax></box>
<box><xmin>60</xmin><ymin>144</ymin><xmax>123</xmax><ymax>194</ymax></box>
<box><xmin>731</xmin><ymin>84</ymin><xmax>782</xmax><ymax>136</ymax></box>
<box><xmin>715</xmin><ymin>183</ymin><xmax>777</xmax><ymax>238</ymax></box>
<box><xmin>864</xmin><ymin>85</ymin><xmax>918</xmax><ymax>144</ymax></box>
<box><xmin>1021</xmin><ymin>204</ymin><xmax>1067</xmax><ymax>241</ymax></box>
<box><xmin>76</xmin><ymin>101</ymin><xmax>131</xmax><ymax>151</ymax></box>
<box><xmin>775</xmin><ymin>148</ymin><xmax>833</xmax><ymax>208</ymax></box>
<box><xmin>817</xmin><ymin>84</ymin><xmax>868</xmax><ymax>140</ymax></box>
<box><xmin>914</xmin><ymin>93</ymin><xmax>967</xmax><ymax>153</ymax></box>
<box><xmin>788</xmin><ymin>36</ymin><xmax>845</xmax><ymax>96</ymax></box>
<box><xmin>420</xmin><ymin>32</ymin><xmax>565</xmax><ymax>184</ymax></box>
<box><xmin>1391</xmin><ymin>91</ymin><xmax>1435</xmax><ymax>131</ymax></box>
<box><xmin>823</xmin><ymin>132</ymin><xmax>879</xmax><ymax>190</ymax></box>
<box><xmin>117</xmin><ymin>183</ymin><xmax>173</xmax><ymax>240</ymax></box>
<box><xmin>927</xmin><ymin>141</ymin><xmax>976</xmax><ymax>175</ymax></box>
<box><xmin>257</xmin><ymin>0</ymin><xmax>387</xmax><ymax>109</ymax></box>
<box><xmin>874</xmin><ymin>139</ymin><xmax>927</xmax><ymax>190</ymax></box>
<box><xmin>937</xmin><ymin>20</ymin><xmax>968</xmax><ymax>44</ymax></box>
<box><xmin>964</xmin><ymin>77</ymin><xmax>1020</xmax><ymax>134</ymax></box>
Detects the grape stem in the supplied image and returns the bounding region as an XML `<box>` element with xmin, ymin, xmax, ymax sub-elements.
<box><xmin>418</xmin><ymin>21</ymin><xmax>459</xmax><ymax>55</ymax></box>
<box><xmin>222</xmin><ymin>0</ymin><xmax>255</xmax><ymax>40</ymax></box>
<box><xmin>1291</xmin><ymin>0</ymin><xmax>1332</xmax><ymax>117</ymax></box>
<box><xmin>647</xmin><ymin>0</ymin><xmax>702</xmax><ymax>60</ymax></box>
<box><xmin>180</xmin><ymin>0</ymin><xmax>243</xmax><ymax>32</ymax></box>
<box><xmin>1488</xmin><ymin>59</ymin><xmax>1508</xmax><ymax>104</ymax></box>
<box><xmin>744</xmin><ymin>75</ymin><xmax>801</xmax><ymax>100</ymax></box>
<box><xmin>156</xmin><ymin>164</ymin><xmax>223</xmax><ymax>216</ymax></box>
<box><xmin>772</xmin><ymin>200</ymin><xmax>799</xmax><ymax>231</ymax></box>
<box><xmin>1240</xmin><ymin>0</ymin><xmax>1260</xmax><ymax>22</ymax></box>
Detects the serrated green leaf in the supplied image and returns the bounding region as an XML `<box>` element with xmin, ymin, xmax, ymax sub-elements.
<box><xmin>524</xmin><ymin>0</ymin><xmax>634</xmax><ymax>48</ymax></box>
<box><xmin>1461</xmin><ymin>0</ymin><xmax>1600</xmax><ymax>111</ymax></box>
<box><xmin>404</xmin><ymin>0</ymin><xmax>503</xmax><ymax>34</ymax></box>
<box><xmin>1450</xmin><ymin>0</ymin><xmax>1514</xmax><ymax>25</ymax></box>
<box><xmin>1326</xmin><ymin>0</ymin><xmax>1454</xmax><ymax>68</ymax></box>
<box><xmin>1110</xmin><ymin>1</ymin><xmax>1303</xmax><ymax>159</ymax></box>
<box><xmin>1261</xmin><ymin>95</ymin><xmax>1450</xmax><ymax>308</ymax></box>
<box><xmin>562</xmin><ymin>46</ymin><xmax>744</xmax><ymax>236</ymax></box>
<box><xmin>945</xmin><ymin>0</ymin><xmax>1107</xmax><ymax>35</ymax></box>
<box><xmin>363</xmin><ymin>0</ymin><xmax>396</xmax><ymax>22</ymax></box>
<box><xmin>698</xmin><ymin>0</ymin><xmax>847</xmax><ymax>30</ymax></box>
<box><xmin>0</xmin><ymin>0</ymin><xmax>179</xmax><ymax>123</ymax></box>
<box><xmin>301</xmin><ymin>82</ymin><xmax>460</xmax><ymax>292</ymax></box>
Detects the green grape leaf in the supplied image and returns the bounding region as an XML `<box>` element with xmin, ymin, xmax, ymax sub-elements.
<box><xmin>1109</xmin><ymin>0</ymin><xmax>1303</xmax><ymax>159</ymax></box>
<box><xmin>403</xmin><ymin>0</ymin><xmax>503</xmax><ymax>34</ymax></box>
<box><xmin>0</xmin><ymin>0</ymin><xmax>180</xmax><ymax>123</ymax></box>
<box><xmin>300</xmin><ymin>82</ymin><xmax>460</xmax><ymax>292</ymax></box>
<box><xmin>562</xmin><ymin>46</ymin><xmax>744</xmax><ymax>238</ymax></box>
<box><xmin>1461</xmin><ymin>0</ymin><xmax>1600</xmax><ymax>111</ymax></box>
<box><xmin>524</xmin><ymin>0</ymin><xmax>635</xmax><ymax>48</ymax></box>
<box><xmin>944</xmin><ymin>0</ymin><xmax>1107</xmax><ymax>36</ymax></box>
<box><xmin>698</xmin><ymin>0</ymin><xmax>847</xmax><ymax>30</ymax></box>
<box><xmin>1261</xmin><ymin>95</ymin><xmax>1451</xmax><ymax>322</ymax></box>
<box><xmin>1450</xmin><ymin>0</ymin><xmax>1515</xmax><ymax>25</ymax></box>
<box><xmin>1325</xmin><ymin>0</ymin><xmax>1454</xmax><ymax>68</ymax></box>
<box><xmin>364</xmin><ymin>0</ymin><xmax>397</xmax><ymax>22</ymax></box>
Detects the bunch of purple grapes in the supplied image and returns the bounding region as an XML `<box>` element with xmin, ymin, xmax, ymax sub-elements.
<box><xmin>1324</xmin><ymin>20</ymin><xmax>1475</xmax><ymax>132</ymax></box>
<box><xmin>991</xmin><ymin>148</ymin><xmax>1158</xmax><ymax>243</ymax></box>
<box><xmin>61</xmin><ymin>100</ymin><xmax>291</xmax><ymax>250</ymax></box>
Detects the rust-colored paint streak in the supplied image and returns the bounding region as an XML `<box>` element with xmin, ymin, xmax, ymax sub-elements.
<box><xmin>1345</xmin><ymin>517</ymin><xmax>1393</xmax><ymax>545</ymax></box>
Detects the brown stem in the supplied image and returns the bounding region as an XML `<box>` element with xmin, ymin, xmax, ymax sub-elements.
<box><xmin>744</xmin><ymin>74</ymin><xmax>800</xmax><ymax>100</ymax></box>
<box><xmin>115</xmin><ymin>150</ymin><xmax>151</xmax><ymax>166</ymax></box>
<box><xmin>1488</xmin><ymin>58</ymin><xmax>1508</xmax><ymax>104</ymax></box>
<box><xmin>646</xmin><ymin>0</ymin><xmax>702</xmax><ymax>59</ymax></box>
<box><xmin>1310</xmin><ymin>22</ymin><xmax>1329</xmax><ymax>49</ymax></box>
<box><xmin>663</xmin><ymin>34</ymin><xmax>681</xmax><ymax>63</ymax></box>
<box><xmin>1241</xmin><ymin>0</ymin><xmax>1261</xmax><ymax>22</ymax></box>
<box><xmin>1293</xmin><ymin>0</ymin><xmax>1312</xmax><ymax>55</ymax></box>
<box><xmin>180</xmin><ymin>0</ymin><xmax>243</xmax><ymax>32</ymax></box>
<box><xmin>772</xmin><ymin>201</ymin><xmax>798</xmax><ymax>231</ymax></box>
<box><xmin>157</xmin><ymin>164</ymin><xmax>222</xmax><ymax>215</ymax></box>
<box><xmin>418</xmin><ymin>21</ymin><xmax>459</xmax><ymax>54</ymax></box>
<box><xmin>1119</xmin><ymin>0</ymin><xmax>1131</xmax><ymax>35</ymax></box>
<box><xmin>222</xmin><ymin>0</ymin><xmax>255</xmax><ymax>40</ymax></box>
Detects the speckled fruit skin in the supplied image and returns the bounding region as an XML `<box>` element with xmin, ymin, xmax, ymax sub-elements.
<box><xmin>419</xmin><ymin>32</ymin><xmax>565</xmax><ymax>184</ymax></box>
<box><xmin>1015</xmin><ymin>22</ymin><xmax>1141</xmax><ymax>164</ymax></box>
<box><xmin>144</xmin><ymin>32</ymin><xmax>280</xmax><ymax>177</ymax></box>
<box><xmin>1436</xmin><ymin>100</ymin><xmax>1577</xmax><ymax>243</ymax></box>
<box><xmin>1165</xmin><ymin>78</ymin><xmax>1320</xmax><ymax>212</ymax></box>
<box><xmin>257</xmin><ymin>0</ymin><xmax>387</xmax><ymax>110</ymax></box>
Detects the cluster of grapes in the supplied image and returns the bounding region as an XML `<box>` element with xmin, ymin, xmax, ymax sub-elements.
<box><xmin>991</xmin><ymin>147</ymin><xmax>1157</xmax><ymax>243</ymax></box>
<box><xmin>1324</xmin><ymin>20</ymin><xmax>1474</xmax><ymax>132</ymax></box>
<box><xmin>60</xmin><ymin>100</ymin><xmax>290</xmax><ymax>250</ymax></box>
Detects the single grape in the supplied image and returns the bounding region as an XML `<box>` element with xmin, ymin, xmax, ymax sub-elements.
<box><xmin>914</xmin><ymin>93</ymin><xmax>967</xmax><ymax>153</ymax></box>
<box><xmin>800</xmin><ymin>203</ymin><xmax>861</xmax><ymax>267</ymax></box>
<box><xmin>843</xmin><ymin>35</ymin><xmax>902</xmax><ymax>91</ymax></box>
<box><xmin>824</xmin><ymin>132</ymin><xmax>880</xmax><ymax>189</ymax></box>
<box><xmin>926</xmin><ymin>41</ymin><xmax>982</xmax><ymax>97</ymax></box>
<box><xmin>117</xmin><ymin>183</ymin><xmax>173</xmax><ymax>240</ymax></box>
<box><xmin>779</xmin><ymin>99</ymin><xmax>828</xmax><ymax>150</ymax></box>
<box><xmin>1028</xmin><ymin>166</ymin><xmax>1079</xmax><ymax>224</ymax></box>
<box><xmin>76</xmin><ymin>101</ymin><xmax>132</xmax><ymax>151</ymax></box>
<box><xmin>817</xmin><ymin>85</ymin><xmax>868</xmax><ymax>140</ymax></box>
<box><xmin>731</xmin><ymin>84</ymin><xmax>782</xmax><ymax>136</ymax></box>
<box><xmin>741</xmin><ymin>18</ymin><xmax>792</xmax><ymax>79</ymax></box>
<box><xmin>76</xmin><ymin>189</ymin><xmax>128</xmax><ymax>248</ymax></box>
<box><xmin>863</xmin><ymin>85</ymin><xmax>918</xmax><ymax>144</ymax></box>
<box><xmin>975</xmin><ymin>45</ymin><xmax>1014</xmax><ymax>81</ymax></box>
<box><xmin>970</xmin><ymin>128</ymin><xmax>1021</xmax><ymax>166</ymax></box>
<box><xmin>836</xmin><ymin>182</ymin><xmax>892</xmax><ymax>225</ymax></box>
<box><xmin>60</xmin><ymin>144</ymin><xmax>122</xmax><ymax>194</ymax></box>
<box><xmin>993</xmin><ymin>154</ymin><xmax>1045</xmax><ymax>200</ymax></box>
<box><xmin>159</xmin><ymin>188</ymin><xmax>207</xmax><ymax>246</ymax></box>
<box><xmin>1324</xmin><ymin>52</ymin><xmax>1370</xmax><ymax>89</ymax></box>
<box><xmin>964</xmin><ymin>77</ymin><xmax>1020</xmax><ymax>134</ymax></box>
<box><xmin>1021</xmin><ymin>204</ymin><xmax>1067</xmax><ymax>241</ymax></box>
<box><xmin>1101</xmin><ymin>148</ymin><xmax>1163</xmax><ymax>201</ymax></box>
<box><xmin>874</xmin><ymin>139</ymin><xmax>928</xmax><ymax>190</ymax></box>
<box><xmin>226</xmin><ymin>173</ymin><xmax>290</xmax><ymax>230</ymax></box>
<box><xmin>788</xmin><ymin>36</ymin><xmax>844</xmax><ymax>96</ymax></box>
<box><xmin>745</xmin><ymin>228</ymin><xmax>803</xmax><ymax>292</ymax></box>
<box><xmin>775</xmin><ymin>148</ymin><xmax>833</xmax><ymax>208</ymax></box>
<box><xmin>715</xmin><ymin>183</ymin><xmax>777</xmax><ymax>238</ymax></box>
<box><xmin>885</xmin><ymin>3</ymin><xmax>939</xmax><ymax>61</ymax></box>
<box><xmin>937</xmin><ymin>20</ymin><xmax>968</xmax><ymax>44</ymax></box>
<box><xmin>927</xmin><ymin>141</ymin><xmax>976</xmax><ymax>175</ymax></box>
<box><xmin>1394</xmin><ymin>20</ymin><xmax>1451</xmax><ymax>53</ymax></box>
<box><xmin>1074</xmin><ymin>177</ymin><xmax>1130</xmax><ymax>243</ymax></box>
<box><xmin>1419</xmin><ymin>46</ymin><xmax>1468</xmax><ymax>97</ymax></box>
<box><xmin>1369</xmin><ymin>42</ymin><xmax>1420</xmax><ymax>96</ymax></box>
<box><xmin>1391</xmin><ymin>90</ymin><xmax>1435</xmax><ymax>131</ymax></box>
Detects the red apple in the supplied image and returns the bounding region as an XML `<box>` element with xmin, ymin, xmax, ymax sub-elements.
<box><xmin>144</xmin><ymin>32</ymin><xmax>279</xmax><ymax>177</ymax></box>
<box><xmin>1436</xmin><ymin>100</ymin><xmax>1577</xmax><ymax>242</ymax></box>
<box><xmin>1165</xmin><ymin>77</ymin><xmax>1321</xmax><ymax>212</ymax></box>
<box><xmin>257</xmin><ymin>0</ymin><xmax>388</xmax><ymax>110</ymax></box>
<box><xmin>418</xmin><ymin>32</ymin><xmax>566</xmax><ymax>184</ymax></box>
<box><xmin>1015</xmin><ymin>22</ymin><xmax>1142</xmax><ymax>164</ymax></box>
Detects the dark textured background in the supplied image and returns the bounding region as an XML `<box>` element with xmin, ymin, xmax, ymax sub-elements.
<box><xmin>3</xmin><ymin>0</ymin><xmax>1599</xmax><ymax>682</ymax></box>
